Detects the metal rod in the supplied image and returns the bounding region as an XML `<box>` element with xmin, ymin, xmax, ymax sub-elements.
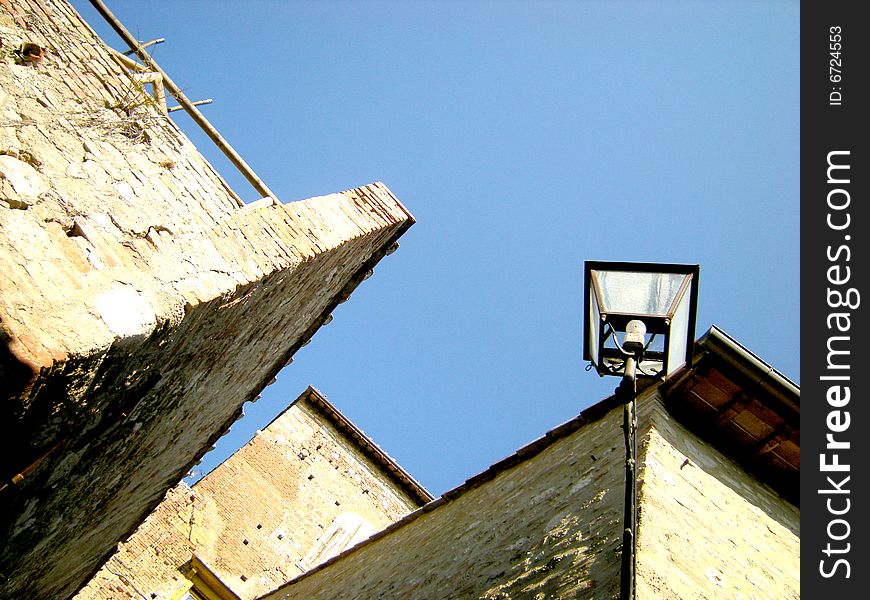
<box><xmin>168</xmin><ymin>99</ymin><xmax>213</xmax><ymax>113</ymax></box>
<box><xmin>619</xmin><ymin>354</ymin><xmax>638</xmax><ymax>600</ymax></box>
<box><xmin>0</xmin><ymin>438</ymin><xmax>66</xmax><ymax>494</ymax></box>
<box><xmin>123</xmin><ymin>37</ymin><xmax>165</xmax><ymax>55</ymax></box>
<box><xmin>88</xmin><ymin>0</ymin><xmax>279</xmax><ymax>204</ymax></box>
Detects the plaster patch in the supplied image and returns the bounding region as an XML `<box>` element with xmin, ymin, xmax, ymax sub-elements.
<box><xmin>94</xmin><ymin>284</ymin><xmax>156</xmax><ymax>337</ymax></box>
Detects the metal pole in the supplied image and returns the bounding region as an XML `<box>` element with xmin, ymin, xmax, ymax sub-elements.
<box><xmin>88</xmin><ymin>0</ymin><xmax>279</xmax><ymax>204</ymax></box>
<box><xmin>619</xmin><ymin>354</ymin><xmax>638</xmax><ymax>600</ymax></box>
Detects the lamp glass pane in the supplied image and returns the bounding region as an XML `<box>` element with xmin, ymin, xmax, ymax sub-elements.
<box><xmin>588</xmin><ymin>286</ymin><xmax>600</xmax><ymax>368</ymax></box>
<box><xmin>594</xmin><ymin>270</ymin><xmax>688</xmax><ymax>317</ymax></box>
<box><xmin>666</xmin><ymin>286</ymin><xmax>692</xmax><ymax>375</ymax></box>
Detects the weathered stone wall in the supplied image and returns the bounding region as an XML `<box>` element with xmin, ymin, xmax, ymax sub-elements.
<box><xmin>0</xmin><ymin>2</ymin><xmax>414</xmax><ymax>598</ymax></box>
<box><xmin>73</xmin><ymin>484</ymin><xmax>200</xmax><ymax>600</ymax></box>
<box><xmin>76</xmin><ymin>388</ymin><xmax>426</xmax><ymax>600</ymax></box>
<box><xmin>69</xmin><ymin>388</ymin><xmax>801</xmax><ymax>600</ymax></box>
<box><xmin>261</xmin><ymin>388</ymin><xmax>800</xmax><ymax>600</ymax></box>
<box><xmin>265</xmin><ymin>399</ymin><xmax>629</xmax><ymax>600</ymax></box>
<box><xmin>635</xmin><ymin>398</ymin><xmax>800</xmax><ymax>599</ymax></box>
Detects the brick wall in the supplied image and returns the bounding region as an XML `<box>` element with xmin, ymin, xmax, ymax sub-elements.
<box><xmin>76</xmin><ymin>387</ymin><xmax>427</xmax><ymax>600</ymax></box>
<box><xmin>0</xmin><ymin>2</ymin><xmax>413</xmax><ymax>598</ymax></box>
<box><xmin>73</xmin><ymin>484</ymin><xmax>200</xmax><ymax>600</ymax></box>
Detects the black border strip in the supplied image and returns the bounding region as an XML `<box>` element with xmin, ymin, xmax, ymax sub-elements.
<box><xmin>802</xmin><ymin>2</ymin><xmax>868</xmax><ymax>593</ymax></box>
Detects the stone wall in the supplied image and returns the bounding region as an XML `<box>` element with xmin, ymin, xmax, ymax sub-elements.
<box><xmin>76</xmin><ymin>388</ymin><xmax>427</xmax><ymax>600</ymax></box>
<box><xmin>635</xmin><ymin>399</ymin><xmax>800</xmax><ymax>599</ymax></box>
<box><xmin>265</xmin><ymin>398</ymin><xmax>629</xmax><ymax>600</ymax></box>
<box><xmin>0</xmin><ymin>2</ymin><xmax>414</xmax><ymax>598</ymax></box>
<box><xmin>74</xmin><ymin>484</ymin><xmax>200</xmax><ymax>600</ymax></box>
<box><xmin>263</xmin><ymin>387</ymin><xmax>799</xmax><ymax>600</ymax></box>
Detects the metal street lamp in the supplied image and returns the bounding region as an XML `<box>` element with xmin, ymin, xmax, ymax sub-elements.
<box><xmin>584</xmin><ymin>261</ymin><xmax>700</xmax><ymax>380</ymax></box>
<box><xmin>583</xmin><ymin>260</ymin><xmax>700</xmax><ymax>600</ymax></box>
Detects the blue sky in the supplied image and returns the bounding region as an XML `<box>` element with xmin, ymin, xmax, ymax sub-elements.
<box><xmin>72</xmin><ymin>0</ymin><xmax>799</xmax><ymax>496</ymax></box>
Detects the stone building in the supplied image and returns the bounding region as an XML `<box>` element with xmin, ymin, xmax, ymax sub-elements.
<box><xmin>1</xmin><ymin>1</ymin><xmax>413</xmax><ymax>598</ymax></box>
<box><xmin>262</xmin><ymin>326</ymin><xmax>799</xmax><ymax>600</ymax></box>
<box><xmin>77</xmin><ymin>326</ymin><xmax>799</xmax><ymax>600</ymax></box>
<box><xmin>1</xmin><ymin>1</ymin><xmax>799</xmax><ymax>599</ymax></box>
<box><xmin>76</xmin><ymin>386</ymin><xmax>433</xmax><ymax>600</ymax></box>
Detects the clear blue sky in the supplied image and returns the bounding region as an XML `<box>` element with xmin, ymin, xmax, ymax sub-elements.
<box><xmin>72</xmin><ymin>0</ymin><xmax>799</xmax><ymax>496</ymax></box>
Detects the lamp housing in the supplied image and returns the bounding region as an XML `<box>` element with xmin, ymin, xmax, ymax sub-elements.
<box><xmin>584</xmin><ymin>261</ymin><xmax>699</xmax><ymax>379</ymax></box>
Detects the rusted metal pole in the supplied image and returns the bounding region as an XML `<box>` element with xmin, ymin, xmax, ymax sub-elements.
<box><xmin>88</xmin><ymin>0</ymin><xmax>279</xmax><ymax>204</ymax></box>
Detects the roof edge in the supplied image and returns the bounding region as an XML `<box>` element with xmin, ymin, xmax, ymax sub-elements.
<box><xmin>695</xmin><ymin>325</ymin><xmax>800</xmax><ymax>419</ymax></box>
<box><xmin>298</xmin><ymin>386</ymin><xmax>434</xmax><ymax>506</ymax></box>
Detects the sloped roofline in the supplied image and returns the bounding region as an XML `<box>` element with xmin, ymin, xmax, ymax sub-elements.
<box><xmin>262</xmin><ymin>386</ymin><xmax>434</xmax><ymax>506</ymax></box>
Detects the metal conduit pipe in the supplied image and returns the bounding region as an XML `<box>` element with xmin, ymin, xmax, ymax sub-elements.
<box><xmin>88</xmin><ymin>0</ymin><xmax>279</xmax><ymax>205</ymax></box>
<box><xmin>618</xmin><ymin>355</ymin><xmax>638</xmax><ymax>600</ymax></box>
